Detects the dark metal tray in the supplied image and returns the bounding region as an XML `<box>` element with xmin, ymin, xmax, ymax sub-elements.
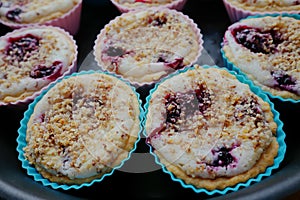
<box><xmin>0</xmin><ymin>0</ymin><xmax>299</xmax><ymax>199</ymax></box>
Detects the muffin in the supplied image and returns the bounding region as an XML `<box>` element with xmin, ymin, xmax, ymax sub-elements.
<box><xmin>0</xmin><ymin>25</ymin><xmax>77</xmax><ymax>107</ymax></box>
<box><xmin>93</xmin><ymin>8</ymin><xmax>203</xmax><ymax>87</ymax></box>
<box><xmin>223</xmin><ymin>0</ymin><xmax>300</xmax><ymax>22</ymax></box>
<box><xmin>17</xmin><ymin>71</ymin><xmax>142</xmax><ymax>188</ymax></box>
<box><xmin>110</xmin><ymin>0</ymin><xmax>187</xmax><ymax>13</ymax></box>
<box><xmin>0</xmin><ymin>0</ymin><xmax>82</xmax><ymax>35</ymax></box>
<box><xmin>144</xmin><ymin>64</ymin><xmax>285</xmax><ymax>192</ymax></box>
<box><xmin>221</xmin><ymin>14</ymin><xmax>300</xmax><ymax>102</ymax></box>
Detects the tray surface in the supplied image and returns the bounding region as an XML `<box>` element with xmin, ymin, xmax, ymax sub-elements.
<box><xmin>0</xmin><ymin>0</ymin><xmax>299</xmax><ymax>199</ymax></box>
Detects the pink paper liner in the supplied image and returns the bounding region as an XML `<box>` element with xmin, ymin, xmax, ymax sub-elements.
<box><xmin>110</xmin><ymin>0</ymin><xmax>187</xmax><ymax>13</ymax></box>
<box><xmin>0</xmin><ymin>0</ymin><xmax>82</xmax><ymax>35</ymax></box>
<box><xmin>93</xmin><ymin>7</ymin><xmax>203</xmax><ymax>88</ymax></box>
<box><xmin>222</xmin><ymin>0</ymin><xmax>300</xmax><ymax>23</ymax></box>
<box><xmin>0</xmin><ymin>25</ymin><xmax>78</xmax><ymax>109</ymax></box>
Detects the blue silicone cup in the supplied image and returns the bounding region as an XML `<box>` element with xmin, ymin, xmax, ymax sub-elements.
<box><xmin>16</xmin><ymin>70</ymin><xmax>144</xmax><ymax>190</ymax></box>
<box><xmin>143</xmin><ymin>65</ymin><xmax>286</xmax><ymax>195</ymax></box>
<box><xmin>221</xmin><ymin>13</ymin><xmax>300</xmax><ymax>103</ymax></box>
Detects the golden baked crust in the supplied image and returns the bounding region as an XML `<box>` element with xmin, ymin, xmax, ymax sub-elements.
<box><xmin>146</xmin><ymin>65</ymin><xmax>279</xmax><ymax>190</ymax></box>
<box><xmin>24</xmin><ymin>72</ymin><xmax>141</xmax><ymax>184</ymax></box>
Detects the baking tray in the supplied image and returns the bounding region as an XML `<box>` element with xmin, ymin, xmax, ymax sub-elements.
<box><xmin>0</xmin><ymin>0</ymin><xmax>300</xmax><ymax>199</ymax></box>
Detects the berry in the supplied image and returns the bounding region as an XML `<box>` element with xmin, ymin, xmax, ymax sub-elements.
<box><xmin>106</xmin><ymin>46</ymin><xmax>125</xmax><ymax>57</ymax></box>
<box><xmin>6</xmin><ymin>8</ymin><xmax>22</xmax><ymax>22</ymax></box>
<box><xmin>212</xmin><ymin>147</ymin><xmax>234</xmax><ymax>167</ymax></box>
<box><xmin>149</xmin><ymin>15</ymin><xmax>167</xmax><ymax>26</ymax></box>
<box><xmin>271</xmin><ymin>70</ymin><xmax>296</xmax><ymax>92</ymax></box>
<box><xmin>233</xmin><ymin>26</ymin><xmax>283</xmax><ymax>54</ymax></box>
<box><xmin>234</xmin><ymin>98</ymin><xmax>262</xmax><ymax>121</ymax></box>
<box><xmin>30</xmin><ymin>61</ymin><xmax>63</xmax><ymax>80</ymax></box>
<box><xmin>164</xmin><ymin>85</ymin><xmax>211</xmax><ymax>128</ymax></box>
<box><xmin>6</xmin><ymin>34</ymin><xmax>39</xmax><ymax>62</ymax></box>
<box><xmin>157</xmin><ymin>57</ymin><xmax>184</xmax><ymax>70</ymax></box>
<box><xmin>195</xmin><ymin>84</ymin><xmax>211</xmax><ymax>113</ymax></box>
<box><xmin>165</xmin><ymin>93</ymin><xmax>181</xmax><ymax>125</ymax></box>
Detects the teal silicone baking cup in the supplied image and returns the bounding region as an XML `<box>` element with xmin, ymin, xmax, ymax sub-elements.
<box><xmin>16</xmin><ymin>70</ymin><xmax>144</xmax><ymax>190</ymax></box>
<box><xmin>221</xmin><ymin>13</ymin><xmax>300</xmax><ymax>103</ymax></box>
<box><xmin>143</xmin><ymin>65</ymin><xmax>286</xmax><ymax>195</ymax></box>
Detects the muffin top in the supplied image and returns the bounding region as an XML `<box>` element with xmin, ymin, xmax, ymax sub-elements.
<box><xmin>0</xmin><ymin>26</ymin><xmax>77</xmax><ymax>104</ymax></box>
<box><xmin>145</xmin><ymin>65</ymin><xmax>278</xmax><ymax>189</ymax></box>
<box><xmin>222</xmin><ymin>15</ymin><xmax>300</xmax><ymax>100</ymax></box>
<box><xmin>23</xmin><ymin>72</ymin><xmax>141</xmax><ymax>184</ymax></box>
<box><xmin>94</xmin><ymin>8</ymin><xmax>202</xmax><ymax>85</ymax></box>
<box><xmin>112</xmin><ymin>0</ymin><xmax>180</xmax><ymax>9</ymax></box>
<box><xmin>225</xmin><ymin>0</ymin><xmax>300</xmax><ymax>12</ymax></box>
<box><xmin>0</xmin><ymin>0</ymin><xmax>81</xmax><ymax>24</ymax></box>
